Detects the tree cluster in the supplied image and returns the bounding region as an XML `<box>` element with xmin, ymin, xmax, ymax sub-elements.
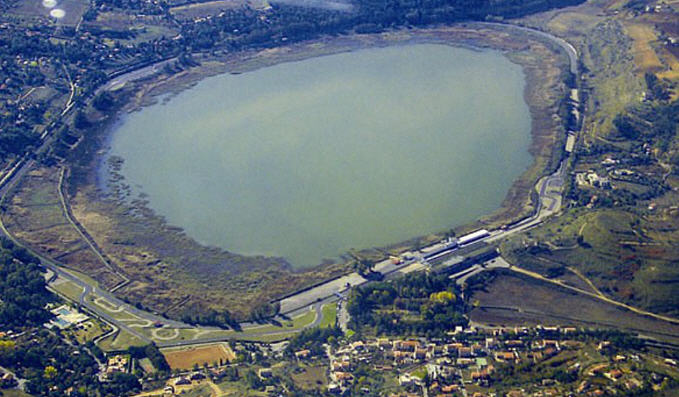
<box><xmin>347</xmin><ymin>271</ymin><xmax>467</xmax><ymax>336</ymax></box>
<box><xmin>0</xmin><ymin>238</ymin><xmax>53</xmax><ymax>330</ymax></box>
<box><xmin>0</xmin><ymin>330</ymin><xmax>140</xmax><ymax>397</ymax></box>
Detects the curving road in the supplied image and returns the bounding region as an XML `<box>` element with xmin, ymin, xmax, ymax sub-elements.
<box><xmin>478</xmin><ymin>22</ymin><xmax>578</xmax><ymax>75</ymax></box>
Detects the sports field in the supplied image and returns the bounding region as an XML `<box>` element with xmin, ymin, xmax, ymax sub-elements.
<box><xmin>163</xmin><ymin>343</ymin><xmax>236</xmax><ymax>370</ymax></box>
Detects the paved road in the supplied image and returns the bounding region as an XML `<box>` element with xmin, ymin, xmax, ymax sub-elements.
<box><xmin>478</xmin><ymin>22</ymin><xmax>578</xmax><ymax>75</ymax></box>
<box><xmin>273</xmin><ymin>0</ymin><xmax>352</xmax><ymax>11</ymax></box>
<box><xmin>96</xmin><ymin>59</ymin><xmax>176</xmax><ymax>95</ymax></box>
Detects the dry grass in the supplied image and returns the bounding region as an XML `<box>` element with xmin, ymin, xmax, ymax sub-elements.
<box><xmin>625</xmin><ymin>23</ymin><xmax>663</xmax><ymax>73</ymax></box>
<box><xmin>290</xmin><ymin>365</ymin><xmax>328</xmax><ymax>390</ymax></box>
<box><xmin>162</xmin><ymin>343</ymin><xmax>235</xmax><ymax>370</ymax></box>
<box><xmin>169</xmin><ymin>0</ymin><xmax>255</xmax><ymax>19</ymax></box>
<box><xmin>546</xmin><ymin>11</ymin><xmax>603</xmax><ymax>37</ymax></box>
<box><xmin>470</xmin><ymin>270</ymin><xmax>679</xmax><ymax>344</ymax></box>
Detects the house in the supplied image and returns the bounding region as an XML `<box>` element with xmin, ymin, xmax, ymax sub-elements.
<box><xmin>398</xmin><ymin>373</ymin><xmax>420</xmax><ymax>386</ymax></box>
<box><xmin>106</xmin><ymin>355</ymin><xmax>129</xmax><ymax>376</ymax></box>
<box><xmin>441</xmin><ymin>384</ymin><xmax>459</xmax><ymax>393</ymax></box>
<box><xmin>597</xmin><ymin>341</ymin><xmax>612</xmax><ymax>351</ymax></box>
<box><xmin>295</xmin><ymin>349</ymin><xmax>311</xmax><ymax>360</ymax></box>
<box><xmin>505</xmin><ymin>340</ymin><xmax>523</xmax><ymax>348</ymax></box>
<box><xmin>174</xmin><ymin>377</ymin><xmax>191</xmax><ymax>386</ymax></box>
<box><xmin>605</xmin><ymin>369</ymin><xmax>623</xmax><ymax>381</ymax></box>
<box><xmin>458</xmin><ymin>347</ymin><xmax>472</xmax><ymax>358</ymax></box>
<box><xmin>444</xmin><ymin>343</ymin><xmax>463</xmax><ymax>355</ymax></box>
<box><xmin>395</xmin><ymin>340</ymin><xmax>419</xmax><ymax>352</ymax></box>
<box><xmin>332</xmin><ymin>371</ymin><xmax>354</xmax><ymax>387</ymax></box>
<box><xmin>414</xmin><ymin>348</ymin><xmax>427</xmax><ymax>360</ymax></box>
<box><xmin>393</xmin><ymin>350</ymin><xmax>412</xmax><ymax>363</ymax></box>
<box><xmin>351</xmin><ymin>341</ymin><xmax>365</xmax><ymax>351</ymax></box>
<box><xmin>332</xmin><ymin>360</ymin><xmax>351</xmax><ymax>371</ymax></box>
<box><xmin>258</xmin><ymin>368</ymin><xmax>272</xmax><ymax>379</ymax></box>
<box><xmin>539</xmin><ymin>340</ymin><xmax>560</xmax><ymax>350</ymax></box>
<box><xmin>495</xmin><ymin>351</ymin><xmax>516</xmax><ymax>362</ymax></box>
<box><xmin>428</xmin><ymin>344</ymin><xmax>443</xmax><ymax>358</ymax></box>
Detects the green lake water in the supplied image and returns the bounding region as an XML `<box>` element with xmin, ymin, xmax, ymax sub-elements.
<box><xmin>104</xmin><ymin>44</ymin><xmax>532</xmax><ymax>267</ymax></box>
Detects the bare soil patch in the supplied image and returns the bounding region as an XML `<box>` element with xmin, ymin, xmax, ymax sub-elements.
<box><xmin>163</xmin><ymin>343</ymin><xmax>236</xmax><ymax>370</ymax></box>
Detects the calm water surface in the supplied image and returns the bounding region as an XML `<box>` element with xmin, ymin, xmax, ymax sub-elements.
<box><xmin>104</xmin><ymin>44</ymin><xmax>532</xmax><ymax>267</ymax></box>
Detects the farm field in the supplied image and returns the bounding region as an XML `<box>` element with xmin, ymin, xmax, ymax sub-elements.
<box><xmin>469</xmin><ymin>270</ymin><xmax>679</xmax><ymax>344</ymax></box>
<box><xmin>624</xmin><ymin>23</ymin><xmax>664</xmax><ymax>73</ymax></box>
<box><xmin>162</xmin><ymin>343</ymin><xmax>235</xmax><ymax>370</ymax></box>
<box><xmin>502</xmin><ymin>207</ymin><xmax>679</xmax><ymax>318</ymax></box>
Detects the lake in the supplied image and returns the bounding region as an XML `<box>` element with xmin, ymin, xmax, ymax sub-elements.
<box><xmin>103</xmin><ymin>44</ymin><xmax>532</xmax><ymax>267</ymax></box>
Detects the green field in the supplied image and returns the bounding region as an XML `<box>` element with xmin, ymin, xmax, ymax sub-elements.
<box><xmin>50</xmin><ymin>279</ymin><xmax>84</xmax><ymax>301</ymax></box>
<box><xmin>65</xmin><ymin>319</ymin><xmax>109</xmax><ymax>344</ymax></box>
<box><xmin>97</xmin><ymin>328</ymin><xmax>146</xmax><ymax>352</ymax></box>
<box><xmin>320</xmin><ymin>303</ymin><xmax>337</xmax><ymax>328</ymax></box>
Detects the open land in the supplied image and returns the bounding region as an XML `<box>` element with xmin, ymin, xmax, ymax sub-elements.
<box><xmin>469</xmin><ymin>270</ymin><xmax>679</xmax><ymax>344</ymax></box>
<box><xmin>487</xmin><ymin>0</ymin><xmax>679</xmax><ymax>325</ymax></box>
<box><xmin>162</xmin><ymin>343</ymin><xmax>236</xmax><ymax>370</ymax></box>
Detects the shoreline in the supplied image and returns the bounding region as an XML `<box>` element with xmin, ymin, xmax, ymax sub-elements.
<box><xmin>29</xmin><ymin>23</ymin><xmax>569</xmax><ymax>320</ymax></box>
<box><xmin>98</xmin><ymin>43</ymin><xmax>531</xmax><ymax>267</ymax></box>
<box><xmin>99</xmin><ymin>23</ymin><xmax>566</xmax><ymax>247</ymax></box>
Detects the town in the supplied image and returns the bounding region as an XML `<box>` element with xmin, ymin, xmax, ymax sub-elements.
<box><xmin>100</xmin><ymin>325</ymin><xmax>679</xmax><ymax>396</ymax></box>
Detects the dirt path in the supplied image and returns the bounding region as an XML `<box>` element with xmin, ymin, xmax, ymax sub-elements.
<box><xmin>567</xmin><ymin>266</ymin><xmax>606</xmax><ymax>298</ymax></box>
<box><xmin>509</xmin><ymin>264</ymin><xmax>679</xmax><ymax>325</ymax></box>
<box><xmin>57</xmin><ymin>167</ymin><xmax>130</xmax><ymax>291</ymax></box>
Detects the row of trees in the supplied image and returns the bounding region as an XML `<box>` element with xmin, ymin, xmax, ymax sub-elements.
<box><xmin>128</xmin><ymin>344</ymin><xmax>171</xmax><ymax>373</ymax></box>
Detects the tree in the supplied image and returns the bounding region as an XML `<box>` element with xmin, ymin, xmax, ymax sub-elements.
<box><xmin>352</xmin><ymin>259</ymin><xmax>375</xmax><ymax>276</ymax></box>
<box><xmin>92</xmin><ymin>92</ymin><xmax>115</xmax><ymax>111</ymax></box>
<box><xmin>43</xmin><ymin>365</ymin><xmax>57</xmax><ymax>379</ymax></box>
<box><xmin>74</xmin><ymin>111</ymin><xmax>91</xmax><ymax>130</ymax></box>
<box><xmin>613</xmin><ymin>114</ymin><xmax>640</xmax><ymax>139</ymax></box>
